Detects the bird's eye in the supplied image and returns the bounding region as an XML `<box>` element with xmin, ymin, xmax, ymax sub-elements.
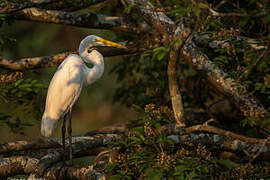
<box><xmin>87</xmin><ymin>47</ymin><xmax>96</xmax><ymax>53</ymax></box>
<box><xmin>87</xmin><ymin>48</ymin><xmax>92</xmax><ymax>53</ymax></box>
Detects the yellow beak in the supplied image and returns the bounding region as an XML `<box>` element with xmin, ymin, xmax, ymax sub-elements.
<box><xmin>94</xmin><ymin>38</ymin><xmax>125</xmax><ymax>48</ymax></box>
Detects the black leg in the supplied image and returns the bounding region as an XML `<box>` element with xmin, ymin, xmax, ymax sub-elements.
<box><xmin>68</xmin><ymin>109</ymin><xmax>73</xmax><ymax>166</ymax></box>
<box><xmin>62</xmin><ymin>114</ymin><xmax>67</xmax><ymax>166</ymax></box>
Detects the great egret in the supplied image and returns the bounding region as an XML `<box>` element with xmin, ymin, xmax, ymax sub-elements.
<box><xmin>40</xmin><ymin>35</ymin><xmax>125</xmax><ymax>166</ymax></box>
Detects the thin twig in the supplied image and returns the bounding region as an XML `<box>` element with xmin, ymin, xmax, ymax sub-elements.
<box><xmin>239</xmin><ymin>46</ymin><xmax>269</xmax><ymax>80</ymax></box>
<box><xmin>214</xmin><ymin>0</ymin><xmax>227</xmax><ymax>10</ymax></box>
<box><xmin>249</xmin><ymin>136</ymin><xmax>270</xmax><ymax>162</ymax></box>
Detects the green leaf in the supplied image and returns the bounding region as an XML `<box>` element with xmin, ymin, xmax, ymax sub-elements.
<box><xmin>216</xmin><ymin>159</ymin><xmax>239</xmax><ymax>169</ymax></box>
<box><xmin>124</xmin><ymin>4</ymin><xmax>139</xmax><ymax>14</ymax></box>
<box><xmin>14</xmin><ymin>79</ymin><xmax>23</xmax><ymax>87</ymax></box>
<box><xmin>130</xmin><ymin>136</ymin><xmax>142</xmax><ymax>143</ymax></box>
<box><xmin>153</xmin><ymin>46</ymin><xmax>167</xmax><ymax>61</ymax></box>
<box><xmin>198</xmin><ymin>2</ymin><xmax>209</xmax><ymax>9</ymax></box>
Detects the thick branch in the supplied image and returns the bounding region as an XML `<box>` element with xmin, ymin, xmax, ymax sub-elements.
<box><xmin>0</xmin><ymin>154</ymin><xmax>105</xmax><ymax>179</ymax></box>
<box><xmin>0</xmin><ymin>133</ymin><xmax>122</xmax><ymax>178</ymax></box>
<box><xmin>0</xmin><ymin>44</ymin><xmax>139</xmax><ymax>70</ymax></box>
<box><xmin>0</xmin><ymin>0</ymin><xmax>106</xmax><ymax>13</ymax></box>
<box><xmin>41</xmin><ymin>165</ymin><xmax>105</xmax><ymax>179</ymax></box>
<box><xmin>0</xmin><ymin>0</ymin><xmax>60</xmax><ymax>13</ymax></box>
<box><xmin>168</xmin><ymin>43</ymin><xmax>185</xmax><ymax>126</ymax></box>
<box><xmin>0</xmin><ymin>51</ymin><xmax>74</xmax><ymax>70</ymax></box>
<box><xmin>0</xmin><ymin>138</ymin><xmax>61</xmax><ymax>154</ymax></box>
<box><xmin>44</xmin><ymin>0</ymin><xmax>106</xmax><ymax>12</ymax></box>
<box><xmin>0</xmin><ymin>125</ymin><xmax>125</xmax><ymax>155</ymax></box>
<box><xmin>193</xmin><ymin>33</ymin><xmax>267</xmax><ymax>50</ymax></box>
<box><xmin>124</xmin><ymin>0</ymin><xmax>269</xmax><ymax>119</ymax></box>
<box><xmin>124</xmin><ymin>0</ymin><xmax>177</xmax><ymax>36</ymax></box>
<box><xmin>165</xmin><ymin>123</ymin><xmax>270</xmax><ymax>161</ymax></box>
<box><xmin>181</xmin><ymin>41</ymin><xmax>268</xmax><ymax>119</ymax></box>
<box><xmin>0</xmin><ymin>156</ymin><xmax>39</xmax><ymax>177</ymax></box>
<box><xmin>2</xmin><ymin>121</ymin><xmax>270</xmax><ymax>177</ymax></box>
<box><xmin>12</xmin><ymin>8</ymin><xmax>149</xmax><ymax>34</ymax></box>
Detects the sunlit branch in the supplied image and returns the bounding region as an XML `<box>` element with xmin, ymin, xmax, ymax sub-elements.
<box><xmin>0</xmin><ymin>0</ymin><xmax>106</xmax><ymax>13</ymax></box>
<box><xmin>12</xmin><ymin>8</ymin><xmax>149</xmax><ymax>34</ymax></box>
<box><xmin>0</xmin><ymin>0</ymin><xmax>61</xmax><ymax>13</ymax></box>
<box><xmin>209</xmin><ymin>7</ymin><xmax>266</xmax><ymax>17</ymax></box>
<box><xmin>193</xmin><ymin>33</ymin><xmax>267</xmax><ymax>50</ymax></box>
<box><xmin>0</xmin><ymin>51</ymin><xmax>74</xmax><ymax>70</ymax></box>
<box><xmin>0</xmin><ymin>44</ymin><xmax>141</xmax><ymax>70</ymax></box>
<box><xmin>168</xmin><ymin>43</ymin><xmax>185</xmax><ymax>126</ymax></box>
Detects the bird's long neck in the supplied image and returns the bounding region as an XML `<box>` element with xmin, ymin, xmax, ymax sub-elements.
<box><xmin>82</xmin><ymin>50</ymin><xmax>104</xmax><ymax>86</ymax></box>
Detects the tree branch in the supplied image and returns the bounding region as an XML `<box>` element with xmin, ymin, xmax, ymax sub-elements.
<box><xmin>0</xmin><ymin>0</ymin><xmax>106</xmax><ymax>13</ymax></box>
<box><xmin>0</xmin><ymin>51</ymin><xmax>74</xmax><ymax>70</ymax></box>
<box><xmin>2</xmin><ymin>121</ymin><xmax>270</xmax><ymax>177</ymax></box>
<box><xmin>0</xmin><ymin>43</ymin><xmax>141</xmax><ymax>71</ymax></box>
<box><xmin>165</xmin><ymin>123</ymin><xmax>270</xmax><ymax>161</ymax></box>
<box><xmin>209</xmin><ymin>7</ymin><xmax>266</xmax><ymax>18</ymax></box>
<box><xmin>193</xmin><ymin>33</ymin><xmax>267</xmax><ymax>50</ymax></box>
<box><xmin>11</xmin><ymin>8</ymin><xmax>149</xmax><ymax>34</ymax></box>
<box><xmin>0</xmin><ymin>0</ymin><xmax>60</xmax><ymax>13</ymax></box>
<box><xmin>124</xmin><ymin>0</ymin><xmax>178</xmax><ymax>36</ymax></box>
<box><xmin>44</xmin><ymin>0</ymin><xmax>106</xmax><ymax>12</ymax></box>
<box><xmin>0</xmin><ymin>133</ymin><xmax>122</xmax><ymax>178</ymax></box>
<box><xmin>168</xmin><ymin>42</ymin><xmax>185</xmax><ymax>126</ymax></box>
<box><xmin>181</xmin><ymin>41</ymin><xmax>268</xmax><ymax>119</ymax></box>
<box><xmin>124</xmin><ymin>0</ymin><xmax>269</xmax><ymax>120</ymax></box>
<box><xmin>0</xmin><ymin>138</ymin><xmax>61</xmax><ymax>154</ymax></box>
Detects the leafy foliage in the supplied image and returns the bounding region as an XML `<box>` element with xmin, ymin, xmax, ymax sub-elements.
<box><xmin>106</xmin><ymin>104</ymin><xmax>270</xmax><ymax>179</ymax></box>
<box><xmin>114</xmin><ymin>0</ymin><xmax>270</xmax><ymax>127</ymax></box>
<box><xmin>109</xmin><ymin>0</ymin><xmax>270</xmax><ymax>178</ymax></box>
<box><xmin>0</xmin><ymin>11</ymin><xmax>47</xmax><ymax>130</ymax></box>
<box><xmin>0</xmin><ymin>74</ymin><xmax>46</xmax><ymax>131</ymax></box>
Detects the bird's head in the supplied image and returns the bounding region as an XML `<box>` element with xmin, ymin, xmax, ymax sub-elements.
<box><xmin>78</xmin><ymin>35</ymin><xmax>125</xmax><ymax>57</ymax></box>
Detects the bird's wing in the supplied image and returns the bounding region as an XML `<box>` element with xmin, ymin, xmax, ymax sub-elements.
<box><xmin>41</xmin><ymin>54</ymin><xmax>84</xmax><ymax>136</ymax></box>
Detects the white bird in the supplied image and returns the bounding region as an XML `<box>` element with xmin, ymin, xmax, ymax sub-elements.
<box><xmin>40</xmin><ymin>35</ymin><xmax>125</xmax><ymax>165</ymax></box>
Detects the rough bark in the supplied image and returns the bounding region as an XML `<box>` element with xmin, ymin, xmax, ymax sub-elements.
<box><xmin>0</xmin><ymin>51</ymin><xmax>74</xmax><ymax>70</ymax></box>
<box><xmin>0</xmin><ymin>156</ymin><xmax>105</xmax><ymax>179</ymax></box>
<box><xmin>181</xmin><ymin>41</ymin><xmax>268</xmax><ymax>119</ymax></box>
<box><xmin>0</xmin><ymin>133</ymin><xmax>122</xmax><ymax>178</ymax></box>
<box><xmin>0</xmin><ymin>138</ymin><xmax>61</xmax><ymax>154</ymax></box>
<box><xmin>124</xmin><ymin>0</ymin><xmax>269</xmax><ymax>120</ymax></box>
<box><xmin>0</xmin><ymin>43</ymin><xmax>140</xmax><ymax>70</ymax></box>
<box><xmin>1</xmin><ymin>122</ymin><xmax>270</xmax><ymax>178</ymax></box>
<box><xmin>193</xmin><ymin>33</ymin><xmax>267</xmax><ymax>50</ymax></box>
<box><xmin>0</xmin><ymin>0</ymin><xmax>61</xmax><ymax>13</ymax></box>
<box><xmin>168</xmin><ymin>42</ymin><xmax>185</xmax><ymax>126</ymax></box>
<box><xmin>12</xmin><ymin>8</ymin><xmax>149</xmax><ymax>34</ymax></box>
<box><xmin>0</xmin><ymin>0</ymin><xmax>105</xmax><ymax>13</ymax></box>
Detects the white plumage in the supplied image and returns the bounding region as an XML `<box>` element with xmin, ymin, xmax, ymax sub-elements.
<box><xmin>41</xmin><ymin>35</ymin><xmax>106</xmax><ymax>137</ymax></box>
<box><xmin>40</xmin><ymin>35</ymin><xmax>124</xmax><ymax>165</ymax></box>
<box><xmin>41</xmin><ymin>54</ymin><xmax>85</xmax><ymax>137</ymax></box>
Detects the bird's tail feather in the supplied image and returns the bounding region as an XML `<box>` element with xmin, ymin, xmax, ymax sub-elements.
<box><xmin>41</xmin><ymin>115</ymin><xmax>57</xmax><ymax>137</ymax></box>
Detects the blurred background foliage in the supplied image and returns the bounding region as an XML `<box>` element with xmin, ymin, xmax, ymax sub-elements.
<box><xmin>0</xmin><ymin>0</ymin><xmax>270</xmax><ymax>178</ymax></box>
